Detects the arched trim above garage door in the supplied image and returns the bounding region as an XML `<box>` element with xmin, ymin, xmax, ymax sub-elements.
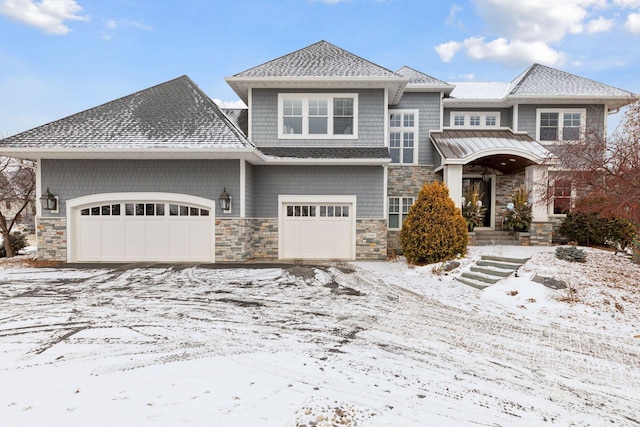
<box><xmin>67</xmin><ymin>192</ymin><xmax>216</xmax><ymax>263</ymax></box>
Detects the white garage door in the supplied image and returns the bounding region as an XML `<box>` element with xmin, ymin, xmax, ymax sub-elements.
<box><xmin>73</xmin><ymin>199</ymin><xmax>213</xmax><ymax>262</ymax></box>
<box><xmin>280</xmin><ymin>197</ymin><xmax>355</xmax><ymax>260</ymax></box>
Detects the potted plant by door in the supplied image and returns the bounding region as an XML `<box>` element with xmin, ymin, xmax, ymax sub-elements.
<box><xmin>462</xmin><ymin>184</ymin><xmax>486</xmax><ymax>232</ymax></box>
<box><xmin>504</xmin><ymin>185</ymin><xmax>532</xmax><ymax>232</ymax></box>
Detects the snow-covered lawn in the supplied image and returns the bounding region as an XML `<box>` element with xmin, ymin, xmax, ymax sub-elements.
<box><xmin>0</xmin><ymin>246</ymin><xmax>638</xmax><ymax>426</ymax></box>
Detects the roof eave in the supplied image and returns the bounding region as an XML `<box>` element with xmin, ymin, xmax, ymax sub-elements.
<box><xmin>225</xmin><ymin>76</ymin><xmax>410</xmax><ymax>104</ymax></box>
<box><xmin>0</xmin><ymin>147</ymin><xmax>260</xmax><ymax>161</ymax></box>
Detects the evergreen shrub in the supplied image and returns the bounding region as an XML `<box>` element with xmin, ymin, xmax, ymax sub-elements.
<box><xmin>400</xmin><ymin>181</ymin><xmax>467</xmax><ymax>265</ymax></box>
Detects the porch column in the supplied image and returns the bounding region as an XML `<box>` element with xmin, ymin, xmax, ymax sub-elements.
<box><xmin>443</xmin><ymin>164</ymin><xmax>463</xmax><ymax>209</ymax></box>
<box><xmin>525</xmin><ymin>164</ymin><xmax>549</xmax><ymax>222</ymax></box>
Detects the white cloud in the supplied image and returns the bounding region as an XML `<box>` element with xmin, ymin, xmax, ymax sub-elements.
<box><xmin>624</xmin><ymin>12</ymin><xmax>640</xmax><ymax>32</ymax></box>
<box><xmin>445</xmin><ymin>4</ymin><xmax>464</xmax><ymax>28</ymax></box>
<box><xmin>101</xmin><ymin>18</ymin><xmax>153</xmax><ymax>41</ymax></box>
<box><xmin>463</xmin><ymin>37</ymin><xmax>566</xmax><ymax>66</ymax></box>
<box><xmin>434</xmin><ymin>41</ymin><xmax>463</xmax><ymax>62</ymax></box>
<box><xmin>614</xmin><ymin>0</ymin><xmax>640</xmax><ymax>7</ymax></box>
<box><xmin>0</xmin><ymin>0</ymin><xmax>89</xmax><ymax>35</ymax></box>
<box><xmin>434</xmin><ymin>0</ymin><xmax>622</xmax><ymax>66</ymax></box>
<box><xmin>586</xmin><ymin>16</ymin><xmax>615</xmax><ymax>33</ymax></box>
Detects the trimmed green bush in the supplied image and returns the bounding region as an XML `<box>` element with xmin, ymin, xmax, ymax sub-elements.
<box><xmin>0</xmin><ymin>231</ymin><xmax>28</xmax><ymax>258</ymax></box>
<box><xmin>559</xmin><ymin>212</ymin><xmax>637</xmax><ymax>250</ymax></box>
<box><xmin>400</xmin><ymin>181</ymin><xmax>467</xmax><ymax>265</ymax></box>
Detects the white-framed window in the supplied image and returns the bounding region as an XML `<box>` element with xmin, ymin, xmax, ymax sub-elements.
<box><xmin>389</xmin><ymin>110</ymin><xmax>418</xmax><ymax>164</ymax></box>
<box><xmin>549</xmin><ymin>176</ymin><xmax>573</xmax><ymax>215</ymax></box>
<box><xmin>449</xmin><ymin>112</ymin><xmax>501</xmax><ymax>129</ymax></box>
<box><xmin>278</xmin><ymin>93</ymin><xmax>358</xmax><ymax>139</ymax></box>
<box><xmin>388</xmin><ymin>196</ymin><xmax>414</xmax><ymax>229</ymax></box>
<box><xmin>536</xmin><ymin>108</ymin><xmax>586</xmax><ymax>143</ymax></box>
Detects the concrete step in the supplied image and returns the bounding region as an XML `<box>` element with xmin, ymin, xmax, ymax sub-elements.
<box><xmin>481</xmin><ymin>255</ymin><xmax>529</xmax><ymax>265</ymax></box>
<box><xmin>461</xmin><ymin>271</ymin><xmax>501</xmax><ymax>284</ymax></box>
<box><xmin>476</xmin><ymin>259</ymin><xmax>523</xmax><ymax>270</ymax></box>
<box><xmin>455</xmin><ymin>276</ymin><xmax>489</xmax><ymax>290</ymax></box>
<box><xmin>470</xmin><ymin>265</ymin><xmax>514</xmax><ymax>278</ymax></box>
<box><xmin>473</xmin><ymin>239</ymin><xmax>522</xmax><ymax>246</ymax></box>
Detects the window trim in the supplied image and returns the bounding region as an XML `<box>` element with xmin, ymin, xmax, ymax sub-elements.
<box><xmin>548</xmin><ymin>176</ymin><xmax>575</xmax><ymax>217</ymax></box>
<box><xmin>388</xmin><ymin>109</ymin><xmax>419</xmax><ymax>165</ymax></box>
<box><xmin>536</xmin><ymin>108</ymin><xmax>586</xmax><ymax>144</ymax></box>
<box><xmin>388</xmin><ymin>196</ymin><xmax>414</xmax><ymax>230</ymax></box>
<box><xmin>449</xmin><ymin>111</ymin><xmax>501</xmax><ymax>129</ymax></box>
<box><xmin>277</xmin><ymin>93</ymin><xmax>358</xmax><ymax>139</ymax></box>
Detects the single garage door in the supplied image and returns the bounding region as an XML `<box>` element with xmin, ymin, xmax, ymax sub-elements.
<box><xmin>73</xmin><ymin>199</ymin><xmax>213</xmax><ymax>262</ymax></box>
<box><xmin>280</xmin><ymin>196</ymin><xmax>355</xmax><ymax>260</ymax></box>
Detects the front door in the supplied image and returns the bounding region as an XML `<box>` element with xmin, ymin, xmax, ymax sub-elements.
<box><xmin>463</xmin><ymin>178</ymin><xmax>492</xmax><ymax>227</ymax></box>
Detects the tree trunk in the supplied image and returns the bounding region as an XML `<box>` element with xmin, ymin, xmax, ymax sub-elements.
<box><xmin>1</xmin><ymin>229</ymin><xmax>14</xmax><ymax>257</ymax></box>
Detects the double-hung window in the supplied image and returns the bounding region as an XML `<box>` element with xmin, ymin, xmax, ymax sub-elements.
<box><xmin>279</xmin><ymin>94</ymin><xmax>357</xmax><ymax>138</ymax></box>
<box><xmin>388</xmin><ymin>197</ymin><xmax>414</xmax><ymax>229</ymax></box>
<box><xmin>389</xmin><ymin>110</ymin><xmax>418</xmax><ymax>164</ymax></box>
<box><xmin>537</xmin><ymin>109</ymin><xmax>585</xmax><ymax>143</ymax></box>
<box><xmin>551</xmin><ymin>178</ymin><xmax>573</xmax><ymax>215</ymax></box>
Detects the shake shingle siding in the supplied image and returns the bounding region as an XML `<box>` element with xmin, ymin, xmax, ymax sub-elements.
<box><xmin>250</xmin><ymin>88</ymin><xmax>385</xmax><ymax>146</ymax></box>
<box><xmin>41</xmin><ymin>159</ymin><xmax>241</xmax><ymax>217</ymax></box>
<box><xmin>244</xmin><ymin>161</ymin><xmax>255</xmax><ymax>218</ymax></box>
<box><xmin>392</xmin><ymin>92</ymin><xmax>441</xmax><ymax>165</ymax></box>
<box><xmin>252</xmin><ymin>165</ymin><xmax>384</xmax><ymax>218</ymax></box>
<box><xmin>518</xmin><ymin>104</ymin><xmax>605</xmax><ymax>139</ymax></box>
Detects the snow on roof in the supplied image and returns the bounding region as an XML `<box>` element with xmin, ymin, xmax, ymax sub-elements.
<box><xmin>448</xmin><ymin>82</ymin><xmax>511</xmax><ymax>100</ymax></box>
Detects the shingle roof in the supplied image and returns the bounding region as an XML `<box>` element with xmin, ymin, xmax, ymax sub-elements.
<box><xmin>448</xmin><ymin>82</ymin><xmax>511</xmax><ymax>100</ymax></box>
<box><xmin>1</xmin><ymin>76</ymin><xmax>254</xmax><ymax>150</ymax></box>
<box><xmin>508</xmin><ymin>64</ymin><xmax>634</xmax><ymax>98</ymax></box>
<box><xmin>233</xmin><ymin>41</ymin><xmax>401</xmax><ymax>78</ymax></box>
<box><xmin>395</xmin><ymin>66</ymin><xmax>452</xmax><ymax>88</ymax></box>
<box><xmin>226</xmin><ymin>41</ymin><xmax>409</xmax><ymax>105</ymax></box>
<box><xmin>258</xmin><ymin>146</ymin><xmax>390</xmax><ymax>161</ymax></box>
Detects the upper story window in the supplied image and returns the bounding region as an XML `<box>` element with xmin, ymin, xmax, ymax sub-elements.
<box><xmin>536</xmin><ymin>108</ymin><xmax>586</xmax><ymax>143</ymax></box>
<box><xmin>389</xmin><ymin>110</ymin><xmax>418</xmax><ymax>164</ymax></box>
<box><xmin>450</xmin><ymin>112</ymin><xmax>501</xmax><ymax>129</ymax></box>
<box><xmin>278</xmin><ymin>94</ymin><xmax>358</xmax><ymax>139</ymax></box>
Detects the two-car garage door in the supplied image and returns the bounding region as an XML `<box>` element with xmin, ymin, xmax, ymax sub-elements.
<box><xmin>70</xmin><ymin>194</ymin><xmax>214</xmax><ymax>262</ymax></box>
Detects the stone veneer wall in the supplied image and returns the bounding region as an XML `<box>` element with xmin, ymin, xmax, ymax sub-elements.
<box><xmin>493</xmin><ymin>171</ymin><xmax>524</xmax><ymax>229</ymax></box>
<box><xmin>529</xmin><ymin>221</ymin><xmax>554</xmax><ymax>246</ymax></box>
<box><xmin>215</xmin><ymin>218</ymin><xmax>252</xmax><ymax>262</ymax></box>
<box><xmin>251</xmin><ymin>218</ymin><xmax>279</xmax><ymax>259</ymax></box>
<box><xmin>36</xmin><ymin>217</ymin><xmax>67</xmax><ymax>261</ymax></box>
<box><xmin>356</xmin><ymin>219</ymin><xmax>387</xmax><ymax>260</ymax></box>
<box><xmin>387</xmin><ymin>165</ymin><xmax>439</xmax><ymax>254</ymax></box>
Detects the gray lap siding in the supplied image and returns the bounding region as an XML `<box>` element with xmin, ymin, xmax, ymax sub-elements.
<box><xmin>392</xmin><ymin>92</ymin><xmax>442</xmax><ymax>166</ymax></box>
<box><xmin>250</xmin><ymin>88</ymin><xmax>386</xmax><ymax>147</ymax></box>
<box><xmin>251</xmin><ymin>165</ymin><xmax>385</xmax><ymax>218</ymax></box>
<box><xmin>40</xmin><ymin>159</ymin><xmax>241</xmax><ymax>217</ymax></box>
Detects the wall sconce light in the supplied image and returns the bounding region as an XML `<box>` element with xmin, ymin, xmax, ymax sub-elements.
<box><xmin>482</xmin><ymin>168</ymin><xmax>491</xmax><ymax>182</ymax></box>
<box><xmin>218</xmin><ymin>188</ymin><xmax>231</xmax><ymax>212</ymax></box>
<box><xmin>39</xmin><ymin>187</ymin><xmax>58</xmax><ymax>211</ymax></box>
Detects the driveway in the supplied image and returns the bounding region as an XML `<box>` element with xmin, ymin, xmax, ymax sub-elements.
<box><xmin>0</xmin><ymin>257</ymin><xmax>638</xmax><ymax>426</ymax></box>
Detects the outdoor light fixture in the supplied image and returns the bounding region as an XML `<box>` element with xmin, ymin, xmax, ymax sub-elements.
<box><xmin>482</xmin><ymin>168</ymin><xmax>491</xmax><ymax>182</ymax></box>
<box><xmin>40</xmin><ymin>187</ymin><xmax>58</xmax><ymax>211</ymax></box>
<box><xmin>218</xmin><ymin>188</ymin><xmax>231</xmax><ymax>212</ymax></box>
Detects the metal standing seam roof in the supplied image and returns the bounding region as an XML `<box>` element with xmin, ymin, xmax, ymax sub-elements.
<box><xmin>430</xmin><ymin>129</ymin><xmax>551</xmax><ymax>161</ymax></box>
<box><xmin>0</xmin><ymin>75</ymin><xmax>254</xmax><ymax>150</ymax></box>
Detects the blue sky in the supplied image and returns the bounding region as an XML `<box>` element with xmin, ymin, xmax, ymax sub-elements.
<box><xmin>2</xmin><ymin>0</ymin><xmax>640</xmax><ymax>136</ymax></box>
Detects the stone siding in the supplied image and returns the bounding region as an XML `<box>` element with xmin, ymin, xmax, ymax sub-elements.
<box><xmin>36</xmin><ymin>217</ymin><xmax>67</xmax><ymax>261</ymax></box>
<box><xmin>215</xmin><ymin>218</ymin><xmax>252</xmax><ymax>262</ymax></box>
<box><xmin>356</xmin><ymin>219</ymin><xmax>387</xmax><ymax>260</ymax></box>
<box><xmin>251</xmin><ymin>218</ymin><xmax>279</xmax><ymax>259</ymax></box>
<box><xmin>387</xmin><ymin>165</ymin><xmax>439</xmax><ymax>197</ymax></box>
<box><xmin>529</xmin><ymin>222</ymin><xmax>554</xmax><ymax>246</ymax></box>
